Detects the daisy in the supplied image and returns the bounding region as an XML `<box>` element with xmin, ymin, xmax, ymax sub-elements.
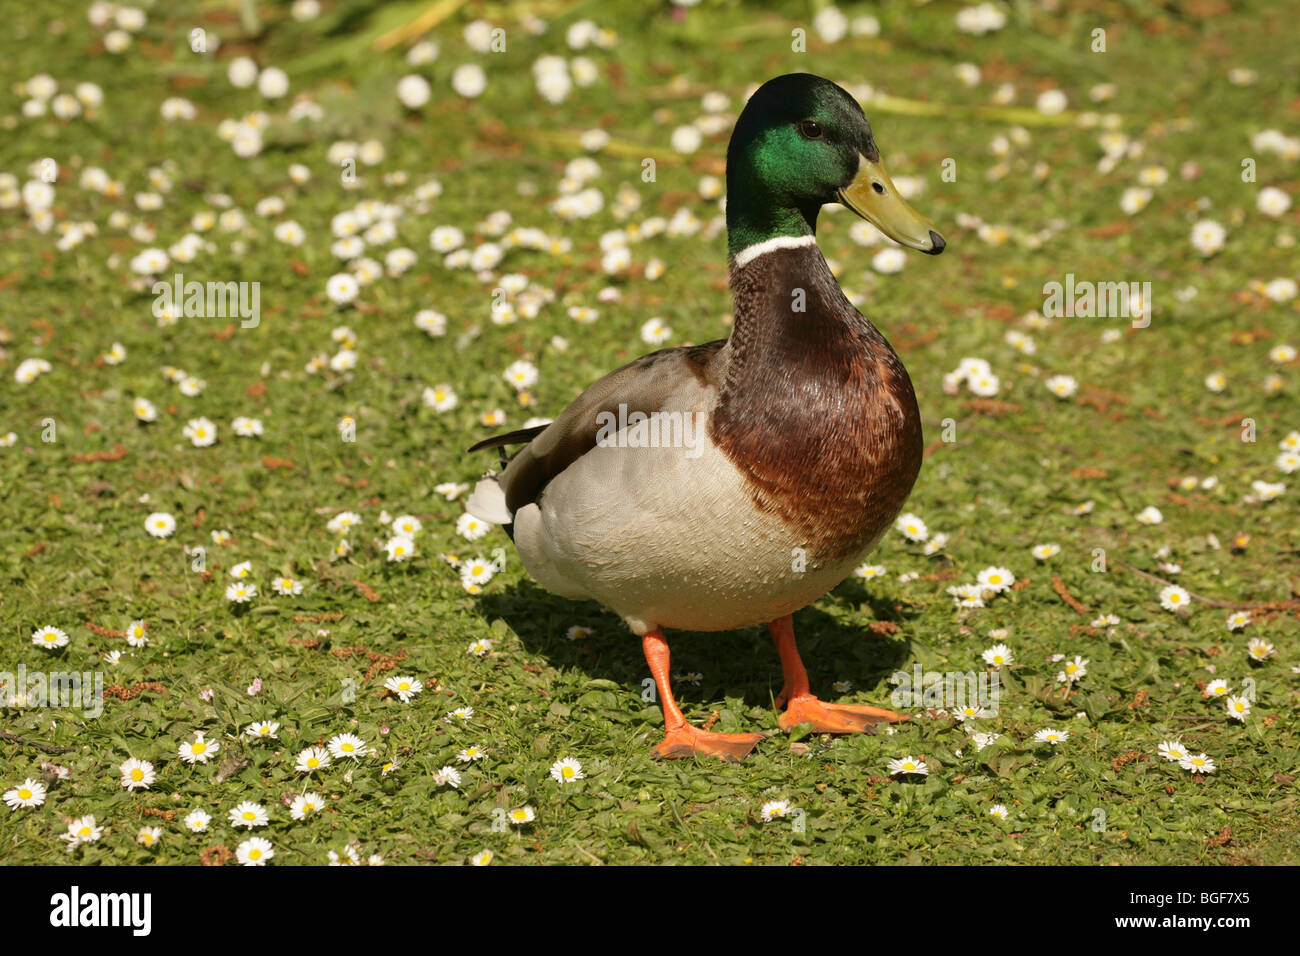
<box><xmin>231</xmin><ymin>416</ymin><xmax>263</xmax><ymax>437</ymax></box>
<box><xmin>641</xmin><ymin>317</ymin><xmax>672</xmax><ymax>345</ymax></box>
<box><xmin>31</xmin><ymin>625</ymin><xmax>69</xmax><ymax>649</ymax></box>
<box><xmin>953</xmin><ymin>703</ymin><xmax>992</xmax><ymax>721</ymax></box>
<box><xmin>566</xmin><ymin>625</ymin><xmax>593</xmax><ymax>641</ymax></box>
<box><xmin>433</xmin><ymin>766</ymin><xmax>462</xmax><ymax>788</ymax></box>
<box><xmin>183</xmin><ymin>809</ymin><xmax>211</xmax><ymax>832</ymax></box>
<box><xmin>887</xmin><ymin>755</ymin><xmax>929</xmax><ymax>776</ymax></box>
<box><xmin>1033</xmin><ymin>728</ymin><xmax>1069</xmax><ymax>745</ymax></box>
<box><xmin>451</xmin><ymin>63</ymin><xmax>487</xmax><ymax>99</ymax></box>
<box><xmin>295</xmin><ymin>746</ymin><xmax>331</xmax><ymax>772</ymax></box>
<box><xmin>1225</xmin><ymin>695</ymin><xmax>1251</xmax><ymax>722</ymax></box>
<box><xmin>327</xmin><ymin>511</ymin><xmax>361</xmax><ymax>534</ymax></box>
<box><xmin>272</xmin><ymin>576</ymin><xmax>303</xmax><ymax>596</ymax></box>
<box><xmin>446</xmin><ymin>706</ymin><xmax>474</xmax><ymax>721</ymax></box>
<box><xmin>982</xmin><ymin>644</ymin><xmax>1014</xmax><ymax>666</ymax></box>
<box><xmin>1045</xmin><ymin>375</ymin><xmax>1077</xmax><ymax>398</ymax></box>
<box><xmin>456</xmin><ymin>512</ymin><xmax>491</xmax><ymax>540</ymax></box>
<box><xmin>467</xmin><ymin>639</ymin><xmax>492</xmax><ymax>656</ymax></box>
<box><xmin>328</xmin><ymin>845</ymin><xmax>362</xmax><ymax>866</ymax></box>
<box><xmin>503</xmin><ymin>360</ymin><xmax>539</xmax><ymax>390</ymax></box>
<box><xmin>178</xmin><ymin>732</ymin><xmax>219</xmax><ymax>764</ymax></box>
<box><xmin>119</xmin><ymin>757</ymin><xmax>156</xmax><ymax>790</ymax></box>
<box><xmin>124</xmin><ymin>621</ymin><xmax>148</xmax><ymax>650</ymax></box>
<box><xmin>423</xmin><ymin>384</ymin><xmax>458</xmax><ymax>412</ymax></box>
<box><xmin>1091</xmin><ymin>613</ymin><xmax>1121</xmax><ymax>627</ymax></box>
<box><xmin>1204</xmin><ymin>679</ymin><xmax>1231</xmax><ymax>697</ymax></box>
<box><xmin>183</xmin><ymin>417</ymin><xmax>217</xmax><ymax>447</ymax></box>
<box><xmin>471</xmin><ymin>849</ymin><xmax>494</xmax><ymax>865</ymax></box>
<box><xmin>457</xmin><ymin>745</ymin><xmax>486</xmax><ymax>762</ymax></box>
<box><xmin>392</xmin><ymin>514</ymin><xmax>422</xmax><ymax>536</ymax></box>
<box><xmin>289</xmin><ymin>792</ymin><xmax>324</xmax><ymax>820</ymax></box>
<box><xmin>508</xmin><ymin>805</ymin><xmax>536</xmax><ymax>825</ymax></box>
<box><xmin>136</xmin><ymin>826</ymin><xmax>162</xmax><ymax>847</ymax></box>
<box><xmin>1191</xmin><ymin>219</ymin><xmax>1226</xmax><ymax>256</ymax></box>
<box><xmin>225</xmin><ymin>582</ymin><xmax>257</xmax><ymax>603</ymax></box>
<box><xmin>1179</xmin><ymin>753</ymin><xmax>1215</xmax><ymax>774</ymax></box>
<box><xmin>145</xmin><ymin>512</ymin><xmax>176</xmax><ymax>537</ymax></box>
<box><xmin>1246</xmin><ymin>637</ymin><xmax>1276</xmax><ymax>661</ymax></box>
<box><xmin>385</xmin><ymin>535</ymin><xmax>415</xmax><ymax>562</ymax></box>
<box><xmin>988</xmin><ymin>804</ymin><xmax>1009</xmax><ymax>819</ymax></box>
<box><xmin>1056</xmin><ymin>656</ymin><xmax>1089</xmax><ymax>683</ymax></box>
<box><xmin>970</xmin><ymin>732</ymin><xmax>1002</xmax><ymax>751</ymax></box>
<box><xmin>61</xmin><ymin>815</ymin><xmax>103</xmax><ymax>850</ymax></box>
<box><xmin>325</xmin><ymin>273</ymin><xmax>359</xmax><ymax>305</ymax></box>
<box><xmin>236</xmin><ymin>836</ymin><xmax>274</xmax><ymax>865</ymax></box>
<box><xmin>1158</xmin><ymin>584</ymin><xmax>1190</xmax><ymax>611</ymax></box>
<box><xmin>460</xmin><ymin>556</ymin><xmax>495</xmax><ymax>586</ymax></box>
<box><xmin>1136</xmin><ymin>506</ymin><xmax>1163</xmax><ymax>525</ymax></box>
<box><xmin>895</xmin><ymin>512</ymin><xmax>928</xmax><ymax>542</ymax></box>
<box><xmin>1031</xmin><ymin>543</ymin><xmax>1061</xmax><ymax>560</ymax></box>
<box><xmin>760</xmin><ymin>800</ymin><xmax>792</xmax><ymax>822</ymax></box>
<box><xmin>854</xmin><ymin>563</ymin><xmax>887</xmax><ymax>579</ymax></box>
<box><xmin>977</xmin><ymin>567</ymin><xmax>1015</xmax><ymax>592</ymax></box>
<box><xmin>1157</xmin><ymin>740</ymin><xmax>1187</xmax><ymax>762</ymax></box>
<box><xmin>384</xmin><ymin>675</ymin><xmax>424</xmax><ymax>702</ymax></box>
<box><xmin>1257</xmin><ymin>186</ymin><xmax>1292</xmax><ymax>217</ymax></box>
<box><xmin>3</xmin><ymin>778</ymin><xmax>47</xmax><ymax>810</ymax></box>
<box><xmin>550</xmin><ymin>757</ymin><xmax>585</xmax><ymax>783</ymax></box>
<box><xmin>327</xmin><ymin>733</ymin><xmax>370</xmax><ymax>760</ymax></box>
<box><xmin>229</xmin><ymin>801</ymin><xmax>270</xmax><ymax>828</ymax></box>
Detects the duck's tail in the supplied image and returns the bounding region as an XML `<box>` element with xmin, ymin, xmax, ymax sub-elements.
<box><xmin>466</xmin><ymin>475</ymin><xmax>515</xmax><ymax>539</ymax></box>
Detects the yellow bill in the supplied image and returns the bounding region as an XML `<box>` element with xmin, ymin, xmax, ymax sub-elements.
<box><xmin>839</xmin><ymin>154</ymin><xmax>945</xmax><ymax>255</ymax></box>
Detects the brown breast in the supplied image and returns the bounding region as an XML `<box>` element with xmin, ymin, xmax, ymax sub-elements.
<box><xmin>710</xmin><ymin>243</ymin><xmax>923</xmax><ymax>563</ymax></box>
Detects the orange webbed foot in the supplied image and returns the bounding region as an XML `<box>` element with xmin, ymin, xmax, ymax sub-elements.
<box><xmin>652</xmin><ymin>725</ymin><xmax>767</xmax><ymax>762</ymax></box>
<box><xmin>778</xmin><ymin>695</ymin><xmax>909</xmax><ymax>734</ymax></box>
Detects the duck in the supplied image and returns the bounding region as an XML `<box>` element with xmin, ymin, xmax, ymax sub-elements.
<box><xmin>466</xmin><ymin>73</ymin><xmax>945</xmax><ymax>761</ymax></box>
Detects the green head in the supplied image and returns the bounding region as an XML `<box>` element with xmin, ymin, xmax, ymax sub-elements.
<box><xmin>725</xmin><ymin>73</ymin><xmax>944</xmax><ymax>259</ymax></box>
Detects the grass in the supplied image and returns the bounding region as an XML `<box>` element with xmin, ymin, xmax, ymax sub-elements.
<box><xmin>0</xmin><ymin>0</ymin><xmax>1297</xmax><ymax>865</ymax></box>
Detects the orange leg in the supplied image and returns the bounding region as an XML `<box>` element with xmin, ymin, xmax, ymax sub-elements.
<box><xmin>643</xmin><ymin>629</ymin><xmax>765</xmax><ymax>761</ymax></box>
<box><xmin>769</xmin><ymin>615</ymin><xmax>908</xmax><ymax>733</ymax></box>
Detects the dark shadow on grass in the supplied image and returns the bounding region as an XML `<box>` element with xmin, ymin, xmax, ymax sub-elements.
<box><xmin>477</xmin><ymin>579</ymin><xmax>914</xmax><ymax>714</ymax></box>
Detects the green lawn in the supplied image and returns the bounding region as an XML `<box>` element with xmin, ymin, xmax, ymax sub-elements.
<box><xmin>1</xmin><ymin>0</ymin><xmax>1297</xmax><ymax>865</ymax></box>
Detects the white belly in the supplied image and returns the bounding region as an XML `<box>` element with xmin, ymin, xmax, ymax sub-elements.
<box><xmin>512</xmin><ymin>432</ymin><xmax>869</xmax><ymax>635</ymax></box>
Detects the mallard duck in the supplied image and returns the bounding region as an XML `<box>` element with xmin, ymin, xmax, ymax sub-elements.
<box><xmin>467</xmin><ymin>73</ymin><xmax>944</xmax><ymax>760</ymax></box>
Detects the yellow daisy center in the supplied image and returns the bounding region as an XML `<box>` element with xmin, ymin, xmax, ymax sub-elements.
<box><xmin>18</xmin><ymin>788</ymin><xmax>32</xmax><ymax>800</ymax></box>
<box><xmin>130</xmin><ymin>768</ymin><xmax>143</xmax><ymax>781</ymax></box>
<box><xmin>562</xmin><ymin>766</ymin><xmax>575</xmax><ymax>779</ymax></box>
<box><xmin>248</xmin><ymin>848</ymin><xmax>261</xmax><ymax>860</ymax></box>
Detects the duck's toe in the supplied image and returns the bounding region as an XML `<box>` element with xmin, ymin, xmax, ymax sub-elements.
<box><xmin>778</xmin><ymin>695</ymin><xmax>909</xmax><ymax>734</ymax></box>
<box><xmin>652</xmin><ymin>726</ymin><xmax>767</xmax><ymax>762</ymax></box>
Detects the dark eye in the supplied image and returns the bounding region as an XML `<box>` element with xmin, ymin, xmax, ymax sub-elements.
<box><xmin>797</xmin><ymin>119</ymin><xmax>824</xmax><ymax>140</ymax></box>
<box><xmin>872</xmin><ymin>181</ymin><xmax>885</xmax><ymax>195</ymax></box>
